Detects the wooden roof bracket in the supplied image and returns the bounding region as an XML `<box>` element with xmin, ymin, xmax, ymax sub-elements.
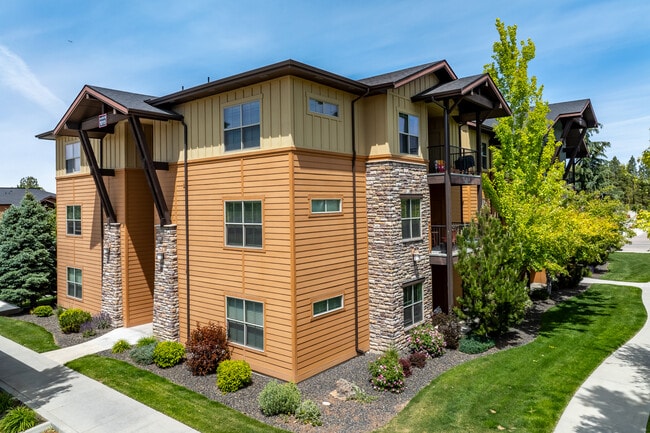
<box><xmin>75</xmin><ymin>128</ymin><xmax>117</xmax><ymax>223</ymax></box>
<box><xmin>563</xmin><ymin>127</ymin><xmax>588</xmax><ymax>180</ymax></box>
<box><xmin>128</xmin><ymin>115</ymin><xmax>171</xmax><ymax>226</ymax></box>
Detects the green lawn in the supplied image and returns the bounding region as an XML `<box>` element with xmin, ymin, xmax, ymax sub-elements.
<box><xmin>602</xmin><ymin>252</ymin><xmax>650</xmax><ymax>282</ymax></box>
<box><xmin>0</xmin><ymin>316</ymin><xmax>58</xmax><ymax>352</ymax></box>
<box><xmin>66</xmin><ymin>356</ymin><xmax>286</xmax><ymax>433</ymax></box>
<box><xmin>376</xmin><ymin>283</ymin><xmax>646</xmax><ymax>433</ymax></box>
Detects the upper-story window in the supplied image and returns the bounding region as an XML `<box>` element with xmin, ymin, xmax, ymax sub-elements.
<box><xmin>224</xmin><ymin>101</ymin><xmax>260</xmax><ymax>151</ymax></box>
<box><xmin>225</xmin><ymin>200</ymin><xmax>262</xmax><ymax>248</ymax></box>
<box><xmin>398</xmin><ymin>113</ymin><xmax>419</xmax><ymax>155</ymax></box>
<box><xmin>481</xmin><ymin>142</ymin><xmax>489</xmax><ymax>170</ymax></box>
<box><xmin>66</xmin><ymin>205</ymin><xmax>81</xmax><ymax>236</ymax></box>
<box><xmin>65</xmin><ymin>142</ymin><xmax>81</xmax><ymax>174</ymax></box>
<box><xmin>401</xmin><ymin>198</ymin><xmax>421</xmax><ymax>240</ymax></box>
<box><xmin>311</xmin><ymin>199</ymin><xmax>341</xmax><ymax>214</ymax></box>
<box><xmin>309</xmin><ymin>98</ymin><xmax>339</xmax><ymax>118</ymax></box>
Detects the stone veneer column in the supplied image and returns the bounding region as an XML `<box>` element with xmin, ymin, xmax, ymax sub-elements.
<box><xmin>366</xmin><ymin>161</ymin><xmax>432</xmax><ymax>352</ymax></box>
<box><xmin>153</xmin><ymin>225</ymin><xmax>179</xmax><ymax>341</ymax></box>
<box><xmin>101</xmin><ymin>223</ymin><xmax>123</xmax><ymax>327</ymax></box>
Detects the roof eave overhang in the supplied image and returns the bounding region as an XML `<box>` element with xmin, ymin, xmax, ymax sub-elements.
<box><xmin>365</xmin><ymin>60</ymin><xmax>458</xmax><ymax>95</ymax></box>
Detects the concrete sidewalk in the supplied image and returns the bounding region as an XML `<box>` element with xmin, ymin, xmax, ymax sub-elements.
<box><xmin>0</xmin><ymin>332</ymin><xmax>199</xmax><ymax>433</ymax></box>
<box><xmin>554</xmin><ymin>257</ymin><xmax>650</xmax><ymax>430</ymax></box>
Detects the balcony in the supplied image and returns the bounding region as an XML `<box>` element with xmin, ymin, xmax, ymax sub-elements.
<box><xmin>430</xmin><ymin>224</ymin><xmax>469</xmax><ymax>265</ymax></box>
<box><xmin>428</xmin><ymin>145</ymin><xmax>481</xmax><ymax>186</ymax></box>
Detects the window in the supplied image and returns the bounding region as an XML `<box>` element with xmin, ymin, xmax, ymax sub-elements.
<box><xmin>225</xmin><ymin>201</ymin><xmax>262</xmax><ymax>248</ymax></box>
<box><xmin>311</xmin><ymin>199</ymin><xmax>341</xmax><ymax>214</ymax></box>
<box><xmin>481</xmin><ymin>142</ymin><xmax>489</xmax><ymax>170</ymax></box>
<box><xmin>403</xmin><ymin>282</ymin><xmax>423</xmax><ymax>327</ymax></box>
<box><xmin>401</xmin><ymin>198</ymin><xmax>421</xmax><ymax>240</ymax></box>
<box><xmin>65</xmin><ymin>142</ymin><xmax>81</xmax><ymax>173</ymax></box>
<box><xmin>313</xmin><ymin>295</ymin><xmax>343</xmax><ymax>317</ymax></box>
<box><xmin>224</xmin><ymin>101</ymin><xmax>261</xmax><ymax>151</ymax></box>
<box><xmin>398</xmin><ymin>113</ymin><xmax>419</xmax><ymax>155</ymax></box>
<box><xmin>227</xmin><ymin>297</ymin><xmax>264</xmax><ymax>350</ymax></box>
<box><xmin>309</xmin><ymin>98</ymin><xmax>339</xmax><ymax>117</ymax></box>
<box><xmin>66</xmin><ymin>205</ymin><xmax>81</xmax><ymax>236</ymax></box>
<box><xmin>67</xmin><ymin>267</ymin><xmax>82</xmax><ymax>299</ymax></box>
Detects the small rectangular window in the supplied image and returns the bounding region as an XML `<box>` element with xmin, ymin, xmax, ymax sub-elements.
<box><xmin>65</xmin><ymin>142</ymin><xmax>81</xmax><ymax>174</ymax></box>
<box><xmin>309</xmin><ymin>98</ymin><xmax>339</xmax><ymax>117</ymax></box>
<box><xmin>224</xmin><ymin>101</ymin><xmax>261</xmax><ymax>151</ymax></box>
<box><xmin>313</xmin><ymin>295</ymin><xmax>343</xmax><ymax>317</ymax></box>
<box><xmin>481</xmin><ymin>142</ymin><xmax>489</xmax><ymax>170</ymax></box>
<box><xmin>225</xmin><ymin>201</ymin><xmax>262</xmax><ymax>248</ymax></box>
<box><xmin>66</xmin><ymin>205</ymin><xmax>81</xmax><ymax>236</ymax></box>
<box><xmin>227</xmin><ymin>297</ymin><xmax>264</xmax><ymax>350</ymax></box>
<box><xmin>311</xmin><ymin>199</ymin><xmax>341</xmax><ymax>214</ymax></box>
<box><xmin>398</xmin><ymin>113</ymin><xmax>419</xmax><ymax>155</ymax></box>
<box><xmin>403</xmin><ymin>282</ymin><xmax>423</xmax><ymax>327</ymax></box>
<box><xmin>67</xmin><ymin>267</ymin><xmax>82</xmax><ymax>299</ymax></box>
<box><xmin>401</xmin><ymin>198</ymin><xmax>421</xmax><ymax>240</ymax></box>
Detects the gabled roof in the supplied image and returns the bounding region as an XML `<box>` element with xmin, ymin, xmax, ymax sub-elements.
<box><xmin>358</xmin><ymin>60</ymin><xmax>457</xmax><ymax>93</ymax></box>
<box><xmin>413</xmin><ymin>73</ymin><xmax>511</xmax><ymax>121</ymax></box>
<box><xmin>49</xmin><ymin>85</ymin><xmax>182</xmax><ymax>138</ymax></box>
<box><xmin>0</xmin><ymin>188</ymin><xmax>56</xmax><ymax>207</ymax></box>
<box><xmin>548</xmin><ymin>99</ymin><xmax>597</xmax><ymax>128</ymax></box>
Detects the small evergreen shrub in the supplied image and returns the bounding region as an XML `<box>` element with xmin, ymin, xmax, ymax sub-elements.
<box><xmin>368</xmin><ymin>347</ymin><xmax>405</xmax><ymax>393</ymax></box>
<box><xmin>80</xmin><ymin>321</ymin><xmax>96</xmax><ymax>338</ymax></box>
<box><xmin>112</xmin><ymin>339</ymin><xmax>131</xmax><ymax>354</ymax></box>
<box><xmin>431</xmin><ymin>312</ymin><xmax>462</xmax><ymax>349</ymax></box>
<box><xmin>0</xmin><ymin>406</ymin><xmax>39</xmax><ymax>433</ymax></box>
<box><xmin>153</xmin><ymin>341</ymin><xmax>186</xmax><ymax>368</ymax></box>
<box><xmin>408</xmin><ymin>351</ymin><xmax>427</xmax><ymax>369</ymax></box>
<box><xmin>32</xmin><ymin>305</ymin><xmax>53</xmax><ymax>317</ymax></box>
<box><xmin>399</xmin><ymin>357</ymin><xmax>412</xmax><ymax>377</ymax></box>
<box><xmin>258</xmin><ymin>381</ymin><xmax>301</xmax><ymax>416</ymax></box>
<box><xmin>135</xmin><ymin>336</ymin><xmax>158</xmax><ymax>347</ymax></box>
<box><xmin>58</xmin><ymin>308</ymin><xmax>92</xmax><ymax>333</ymax></box>
<box><xmin>186</xmin><ymin>322</ymin><xmax>231</xmax><ymax>376</ymax></box>
<box><xmin>295</xmin><ymin>400</ymin><xmax>322</xmax><ymax>426</ymax></box>
<box><xmin>458</xmin><ymin>334</ymin><xmax>496</xmax><ymax>354</ymax></box>
<box><xmin>217</xmin><ymin>360</ymin><xmax>252</xmax><ymax>393</ymax></box>
<box><xmin>130</xmin><ymin>342</ymin><xmax>158</xmax><ymax>365</ymax></box>
<box><xmin>407</xmin><ymin>323</ymin><xmax>446</xmax><ymax>358</ymax></box>
<box><xmin>91</xmin><ymin>312</ymin><xmax>112</xmax><ymax>329</ymax></box>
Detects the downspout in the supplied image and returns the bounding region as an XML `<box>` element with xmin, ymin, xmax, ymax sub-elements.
<box><xmin>182</xmin><ymin>121</ymin><xmax>191</xmax><ymax>339</ymax></box>
<box><xmin>351</xmin><ymin>88</ymin><xmax>369</xmax><ymax>355</ymax></box>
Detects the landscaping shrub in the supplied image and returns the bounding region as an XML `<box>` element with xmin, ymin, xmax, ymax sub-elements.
<box><xmin>431</xmin><ymin>312</ymin><xmax>462</xmax><ymax>349</ymax></box>
<box><xmin>31</xmin><ymin>305</ymin><xmax>53</xmax><ymax>317</ymax></box>
<box><xmin>258</xmin><ymin>381</ymin><xmax>301</xmax><ymax>416</ymax></box>
<box><xmin>130</xmin><ymin>342</ymin><xmax>158</xmax><ymax>365</ymax></box>
<box><xmin>0</xmin><ymin>406</ymin><xmax>39</xmax><ymax>433</ymax></box>
<box><xmin>399</xmin><ymin>357</ymin><xmax>412</xmax><ymax>377</ymax></box>
<box><xmin>408</xmin><ymin>351</ymin><xmax>427</xmax><ymax>369</ymax></box>
<box><xmin>216</xmin><ymin>359</ymin><xmax>252</xmax><ymax>393</ymax></box>
<box><xmin>91</xmin><ymin>312</ymin><xmax>112</xmax><ymax>329</ymax></box>
<box><xmin>458</xmin><ymin>334</ymin><xmax>496</xmax><ymax>354</ymax></box>
<box><xmin>58</xmin><ymin>308</ymin><xmax>92</xmax><ymax>333</ymax></box>
<box><xmin>153</xmin><ymin>341</ymin><xmax>186</xmax><ymax>368</ymax></box>
<box><xmin>112</xmin><ymin>339</ymin><xmax>131</xmax><ymax>354</ymax></box>
<box><xmin>135</xmin><ymin>336</ymin><xmax>158</xmax><ymax>347</ymax></box>
<box><xmin>0</xmin><ymin>391</ymin><xmax>16</xmax><ymax>413</ymax></box>
<box><xmin>80</xmin><ymin>321</ymin><xmax>96</xmax><ymax>338</ymax></box>
<box><xmin>295</xmin><ymin>400</ymin><xmax>322</xmax><ymax>426</ymax></box>
<box><xmin>185</xmin><ymin>322</ymin><xmax>231</xmax><ymax>376</ymax></box>
<box><xmin>407</xmin><ymin>323</ymin><xmax>446</xmax><ymax>357</ymax></box>
<box><xmin>368</xmin><ymin>347</ymin><xmax>405</xmax><ymax>393</ymax></box>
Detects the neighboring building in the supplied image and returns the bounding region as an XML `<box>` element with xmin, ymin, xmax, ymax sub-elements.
<box><xmin>0</xmin><ymin>188</ymin><xmax>56</xmax><ymax>214</ymax></box>
<box><xmin>39</xmin><ymin>59</ymin><xmax>510</xmax><ymax>382</ymax></box>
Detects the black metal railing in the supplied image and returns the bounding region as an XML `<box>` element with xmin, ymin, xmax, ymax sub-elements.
<box><xmin>430</xmin><ymin>224</ymin><xmax>470</xmax><ymax>253</ymax></box>
<box><xmin>428</xmin><ymin>145</ymin><xmax>479</xmax><ymax>175</ymax></box>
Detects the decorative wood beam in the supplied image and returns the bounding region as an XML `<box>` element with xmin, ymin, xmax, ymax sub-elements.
<box><xmin>81</xmin><ymin>113</ymin><xmax>127</xmax><ymax>131</ymax></box>
<box><xmin>153</xmin><ymin>161</ymin><xmax>169</xmax><ymax>171</ymax></box>
<box><xmin>128</xmin><ymin>115</ymin><xmax>171</xmax><ymax>226</ymax></box>
<box><xmin>76</xmin><ymin>129</ymin><xmax>117</xmax><ymax>223</ymax></box>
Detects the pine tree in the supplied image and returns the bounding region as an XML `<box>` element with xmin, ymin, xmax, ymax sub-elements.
<box><xmin>0</xmin><ymin>193</ymin><xmax>56</xmax><ymax>306</ymax></box>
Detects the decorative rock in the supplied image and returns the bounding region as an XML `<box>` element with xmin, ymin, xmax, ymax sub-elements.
<box><xmin>332</xmin><ymin>378</ymin><xmax>356</xmax><ymax>400</ymax></box>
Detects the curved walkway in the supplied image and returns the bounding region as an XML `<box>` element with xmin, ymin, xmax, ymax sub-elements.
<box><xmin>555</xmin><ymin>231</ymin><xmax>650</xmax><ymax>433</ymax></box>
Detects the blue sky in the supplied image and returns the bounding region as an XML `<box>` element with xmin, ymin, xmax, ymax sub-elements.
<box><xmin>1</xmin><ymin>0</ymin><xmax>648</xmax><ymax>192</ymax></box>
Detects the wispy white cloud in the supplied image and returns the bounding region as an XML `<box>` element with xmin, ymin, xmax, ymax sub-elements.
<box><xmin>0</xmin><ymin>45</ymin><xmax>66</xmax><ymax>117</ymax></box>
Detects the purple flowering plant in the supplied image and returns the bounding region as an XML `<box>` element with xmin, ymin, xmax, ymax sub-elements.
<box><xmin>368</xmin><ymin>347</ymin><xmax>405</xmax><ymax>393</ymax></box>
<box><xmin>407</xmin><ymin>323</ymin><xmax>446</xmax><ymax>358</ymax></box>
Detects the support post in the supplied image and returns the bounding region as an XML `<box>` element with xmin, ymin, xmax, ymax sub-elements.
<box><xmin>101</xmin><ymin>222</ymin><xmax>123</xmax><ymax>327</ymax></box>
<box><xmin>153</xmin><ymin>225</ymin><xmax>179</xmax><ymax>341</ymax></box>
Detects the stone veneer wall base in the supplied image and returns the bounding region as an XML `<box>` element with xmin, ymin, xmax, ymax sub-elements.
<box><xmin>101</xmin><ymin>223</ymin><xmax>123</xmax><ymax>328</ymax></box>
<box><xmin>153</xmin><ymin>225</ymin><xmax>180</xmax><ymax>341</ymax></box>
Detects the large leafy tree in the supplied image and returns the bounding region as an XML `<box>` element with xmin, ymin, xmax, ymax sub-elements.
<box><xmin>17</xmin><ymin>176</ymin><xmax>42</xmax><ymax>189</ymax></box>
<box><xmin>0</xmin><ymin>193</ymin><xmax>56</xmax><ymax>306</ymax></box>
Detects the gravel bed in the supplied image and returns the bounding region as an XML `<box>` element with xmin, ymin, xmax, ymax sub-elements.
<box><xmin>10</xmin><ymin>284</ymin><xmax>587</xmax><ymax>433</ymax></box>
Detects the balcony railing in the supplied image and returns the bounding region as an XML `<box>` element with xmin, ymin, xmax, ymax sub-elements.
<box><xmin>428</xmin><ymin>145</ymin><xmax>479</xmax><ymax>175</ymax></box>
<box><xmin>430</xmin><ymin>224</ymin><xmax>470</xmax><ymax>256</ymax></box>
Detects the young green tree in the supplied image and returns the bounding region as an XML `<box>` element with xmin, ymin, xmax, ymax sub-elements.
<box><xmin>16</xmin><ymin>176</ymin><xmax>42</xmax><ymax>189</ymax></box>
<box><xmin>0</xmin><ymin>193</ymin><xmax>56</xmax><ymax>306</ymax></box>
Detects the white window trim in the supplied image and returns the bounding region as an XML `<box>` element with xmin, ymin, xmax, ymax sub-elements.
<box><xmin>223</xmin><ymin>99</ymin><xmax>261</xmax><ymax>152</ymax></box>
<box><xmin>226</xmin><ymin>297</ymin><xmax>264</xmax><ymax>351</ymax></box>
<box><xmin>403</xmin><ymin>281</ymin><xmax>424</xmax><ymax>329</ymax></box>
<box><xmin>66</xmin><ymin>267</ymin><xmax>82</xmax><ymax>299</ymax></box>
<box><xmin>307</xmin><ymin>94</ymin><xmax>341</xmax><ymax>119</ymax></box>
<box><xmin>65</xmin><ymin>142</ymin><xmax>81</xmax><ymax>174</ymax></box>
<box><xmin>66</xmin><ymin>205</ymin><xmax>81</xmax><ymax>236</ymax></box>
<box><xmin>401</xmin><ymin>197</ymin><xmax>422</xmax><ymax>241</ymax></box>
<box><xmin>312</xmin><ymin>295</ymin><xmax>344</xmax><ymax>317</ymax></box>
<box><xmin>310</xmin><ymin>198</ymin><xmax>342</xmax><ymax>215</ymax></box>
<box><xmin>398</xmin><ymin>112</ymin><xmax>420</xmax><ymax>156</ymax></box>
<box><xmin>224</xmin><ymin>200</ymin><xmax>263</xmax><ymax>249</ymax></box>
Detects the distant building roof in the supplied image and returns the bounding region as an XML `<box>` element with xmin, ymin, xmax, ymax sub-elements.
<box><xmin>0</xmin><ymin>188</ymin><xmax>56</xmax><ymax>208</ymax></box>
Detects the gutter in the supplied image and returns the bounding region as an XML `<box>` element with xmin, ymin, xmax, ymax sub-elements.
<box><xmin>182</xmin><ymin>120</ymin><xmax>191</xmax><ymax>339</ymax></box>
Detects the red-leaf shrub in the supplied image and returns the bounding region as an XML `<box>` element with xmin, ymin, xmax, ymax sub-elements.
<box><xmin>185</xmin><ymin>322</ymin><xmax>231</xmax><ymax>375</ymax></box>
<box><xmin>399</xmin><ymin>357</ymin><xmax>412</xmax><ymax>377</ymax></box>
